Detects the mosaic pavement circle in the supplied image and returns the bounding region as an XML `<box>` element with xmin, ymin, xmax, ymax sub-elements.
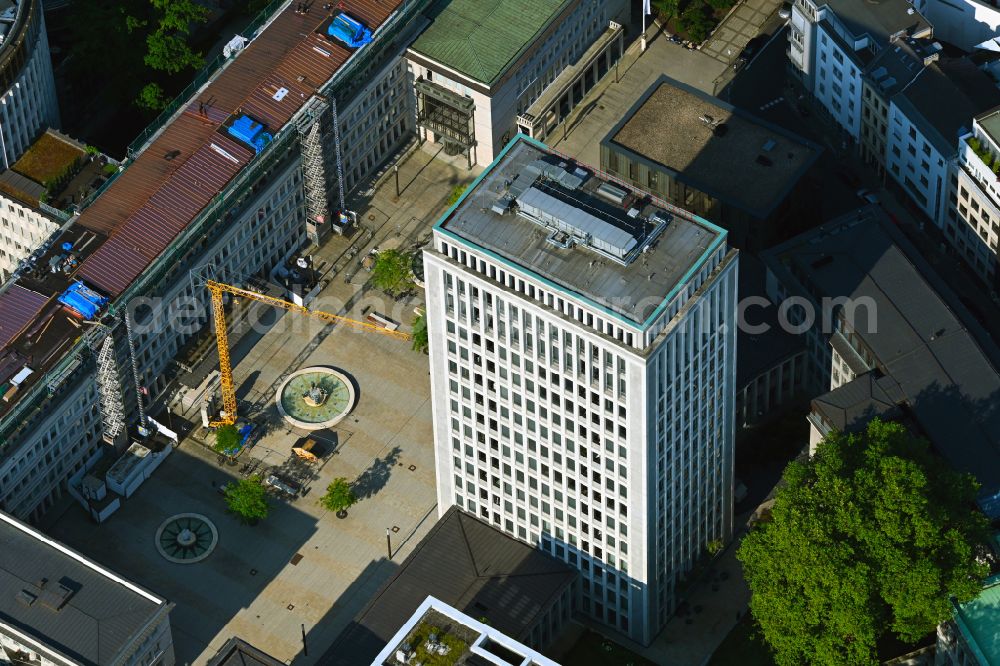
<box><xmin>155</xmin><ymin>513</ymin><xmax>218</xmax><ymax>564</ymax></box>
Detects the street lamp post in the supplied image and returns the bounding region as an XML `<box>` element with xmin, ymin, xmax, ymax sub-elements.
<box><xmin>386</xmin><ymin>527</ymin><xmax>392</xmax><ymax>560</ymax></box>
<box><xmin>394</xmin><ymin>164</ymin><xmax>400</xmax><ymax>198</ymax></box>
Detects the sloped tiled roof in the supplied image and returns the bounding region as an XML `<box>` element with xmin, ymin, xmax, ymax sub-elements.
<box><xmin>410</xmin><ymin>0</ymin><xmax>569</xmax><ymax>86</ymax></box>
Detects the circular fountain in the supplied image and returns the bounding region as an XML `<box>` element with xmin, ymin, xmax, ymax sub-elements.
<box><xmin>276</xmin><ymin>366</ymin><xmax>356</xmax><ymax>430</ymax></box>
<box><xmin>155</xmin><ymin>513</ymin><xmax>218</xmax><ymax>564</ymax></box>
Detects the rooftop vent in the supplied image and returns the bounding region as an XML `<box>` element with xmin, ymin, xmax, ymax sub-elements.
<box><xmin>37</xmin><ymin>579</ymin><xmax>76</xmax><ymax>612</ymax></box>
<box><xmin>15</xmin><ymin>590</ymin><xmax>36</xmax><ymax>607</ymax></box>
<box><xmin>595</xmin><ymin>182</ymin><xmax>628</xmax><ymax>205</ymax></box>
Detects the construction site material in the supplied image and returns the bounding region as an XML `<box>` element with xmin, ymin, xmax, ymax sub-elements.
<box><xmin>226</xmin><ymin>115</ymin><xmax>273</xmax><ymax>154</ymax></box>
<box><xmin>57</xmin><ymin>281</ymin><xmax>108</xmax><ymax>319</ymax></box>
<box><xmin>292</xmin><ymin>438</ymin><xmax>319</xmax><ymax>462</ymax></box>
<box><xmin>327</xmin><ymin>13</ymin><xmax>372</xmax><ymax>49</ymax></box>
<box><xmin>206</xmin><ymin>280</ymin><xmax>410</xmax><ymax>427</ymax></box>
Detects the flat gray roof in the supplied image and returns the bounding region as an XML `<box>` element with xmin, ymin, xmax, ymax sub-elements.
<box><xmin>762</xmin><ymin>206</ymin><xmax>1000</xmax><ymax>508</ymax></box>
<box><xmin>437</xmin><ymin>136</ymin><xmax>724</xmax><ymax>326</ymax></box>
<box><xmin>0</xmin><ymin>511</ymin><xmax>169</xmax><ymax>666</ymax></box>
<box><xmin>604</xmin><ymin>77</ymin><xmax>821</xmax><ymax>219</ymax></box>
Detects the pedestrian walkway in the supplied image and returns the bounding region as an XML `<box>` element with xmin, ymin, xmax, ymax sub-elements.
<box><xmin>701</xmin><ymin>0</ymin><xmax>784</xmax><ymax>65</ymax></box>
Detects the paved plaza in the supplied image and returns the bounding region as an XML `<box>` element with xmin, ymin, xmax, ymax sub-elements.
<box><xmin>47</xmin><ymin>146</ymin><xmax>479</xmax><ymax>665</ymax></box>
<box><xmin>700</xmin><ymin>0</ymin><xmax>785</xmax><ymax>65</ymax></box>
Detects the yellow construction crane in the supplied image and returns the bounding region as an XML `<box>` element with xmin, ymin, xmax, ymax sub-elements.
<box><xmin>206</xmin><ymin>280</ymin><xmax>411</xmax><ymax>427</ymax></box>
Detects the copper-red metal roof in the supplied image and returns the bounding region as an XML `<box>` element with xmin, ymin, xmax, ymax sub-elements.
<box><xmin>74</xmin><ymin>0</ymin><xmax>400</xmax><ymax>297</ymax></box>
<box><xmin>0</xmin><ymin>285</ymin><xmax>49</xmax><ymax>350</ymax></box>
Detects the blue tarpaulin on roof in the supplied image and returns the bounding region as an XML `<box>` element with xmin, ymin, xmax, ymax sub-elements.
<box><xmin>58</xmin><ymin>281</ymin><xmax>108</xmax><ymax>319</ymax></box>
<box><xmin>227</xmin><ymin>115</ymin><xmax>272</xmax><ymax>154</ymax></box>
<box><xmin>327</xmin><ymin>13</ymin><xmax>372</xmax><ymax>49</ymax></box>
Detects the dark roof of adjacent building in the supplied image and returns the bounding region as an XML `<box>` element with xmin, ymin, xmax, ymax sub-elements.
<box><xmin>603</xmin><ymin>76</ymin><xmax>822</xmax><ymax>219</ymax></box>
<box><xmin>409</xmin><ymin>0</ymin><xmax>570</xmax><ymax>87</ymax></box>
<box><xmin>820</xmin><ymin>0</ymin><xmax>931</xmax><ymax>44</ymax></box>
<box><xmin>206</xmin><ymin>637</ymin><xmax>285</xmax><ymax>666</ymax></box>
<box><xmin>762</xmin><ymin>205</ymin><xmax>1000</xmax><ymax>504</ymax></box>
<box><xmin>894</xmin><ymin>55</ymin><xmax>1000</xmax><ymax>155</ymax></box>
<box><xmin>0</xmin><ymin>511</ymin><xmax>171</xmax><ymax>666</ymax></box>
<box><xmin>323</xmin><ymin>507</ymin><xmax>577</xmax><ymax>666</ymax></box>
<box><xmin>736</xmin><ymin>253</ymin><xmax>804</xmax><ymax>387</ymax></box>
<box><xmin>811</xmin><ymin>372</ymin><xmax>903</xmax><ymax>432</ymax></box>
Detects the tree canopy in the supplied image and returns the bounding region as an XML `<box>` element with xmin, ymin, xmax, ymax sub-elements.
<box><xmin>411</xmin><ymin>311</ymin><xmax>428</xmax><ymax>353</ymax></box>
<box><xmin>737</xmin><ymin>419</ymin><xmax>990</xmax><ymax>666</ymax></box>
<box><xmin>371</xmin><ymin>249</ymin><xmax>415</xmax><ymax>294</ymax></box>
<box><xmin>319</xmin><ymin>477</ymin><xmax>358</xmax><ymax>514</ymax></box>
<box><xmin>223</xmin><ymin>475</ymin><xmax>270</xmax><ymax>524</ymax></box>
<box><xmin>212</xmin><ymin>424</ymin><xmax>241</xmax><ymax>456</ymax></box>
<box><xmin>66</xmin><ymin>0</ymin><xmax>210</xmax><ymax>113</ymax></box>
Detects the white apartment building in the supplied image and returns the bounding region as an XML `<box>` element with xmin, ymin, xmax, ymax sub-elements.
<box><xmin>0</xmin><ymin>510</ymin><xmax>175</xmax><ymax>666</ymax></box>
<box><xmin>406</xmin><ymin>0</ymin><xmax>628</xmax><ymax>166</ymax></box>
<box><xmin>0</xmin><ymin>0</ymin><xmax>60</xmax><ymax>169</ymax></box>
<box><xmin>951</xmin><ymin>110</ymin><xmax>1000</xmax><ymax>290</ymax></box>
<box><xmin>424</xmin><ymin>136</ymin><xmax>739</xmax><ymax>644</ymax></box>
<box><xmin>788</xmin><ymin>0</ymin><xmax>931</xmax><ymax>140</ymax></box>
<box><xmin>0</xmin><ymin>189</ymin><xmax>58</xmax><ymax>279</ymax></box>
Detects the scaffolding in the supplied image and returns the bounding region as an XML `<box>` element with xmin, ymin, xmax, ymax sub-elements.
<box><xmin>298</xmin><ymin>98</ymin><xmax>330</xmax><ymax>244</ymax></box>
<box><xmin>331</xmin><ymin>97</ymin><xmax>346</xmax><ymax>215</ymax></box>
<box><xmin>123</xmin><ymin>307</ymin><xmax>147</xmax><ymax>431</ymax></box>
<box><xmin>94</xmin><ymin>333</ymin><xmax>125</xmax><ymax>444</ymax></box>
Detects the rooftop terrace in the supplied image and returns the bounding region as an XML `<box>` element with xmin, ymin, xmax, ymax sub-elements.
<box><xmin>437</xmin><ymin>136</ymin><xmax>725</xmax><ymax>326</ymax></box>
<box><xmin>604</xmin><ymin>77</ymin><xmax>821</xmax><ymax>219</ymax></box>
<box><xmin>373</xmin><ymin>597</ymin><xmax>561</xmax><ymax>666</ymax></box>
<box><xmin>326</xmin><ymin>507</ymin><xmax>576</xmax><ymax>666</ymax></box>
<box><xmin>0</xmin><ymin>0</ymin><xmax>408</xmax><ymax>438</ymax></box>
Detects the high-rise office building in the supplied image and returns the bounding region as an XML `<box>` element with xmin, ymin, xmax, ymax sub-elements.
<box><xmin>423</xmin><ymin>135</ymin><xmax>739</xmax><ymax>645</ymax></box>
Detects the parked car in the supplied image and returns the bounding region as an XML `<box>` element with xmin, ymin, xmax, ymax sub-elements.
<box><xmin>857</xmin><ymin>188</ymin><xmax>879</xmax><ymax>204</ymax></box>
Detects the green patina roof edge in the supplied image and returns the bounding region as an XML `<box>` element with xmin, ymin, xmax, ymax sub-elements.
<box><xmin>952</xmin><ymin>572</ymin><xmax>1000</xmax><ymax>666</ymax></box>
<box><xmin>410</xmin><ymin>0</ymin><xmax>573</xmax><ymax>87</ymax></box>
<box><xmin>432</xmin><ymin>134</ymin><xmax>728</xmax><ymax>332</ymax></box>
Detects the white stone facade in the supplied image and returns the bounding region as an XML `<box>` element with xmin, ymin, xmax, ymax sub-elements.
<box><xmin>0</xmin><ymin>1</ymin><xmax>60</xmax><ymax>169</ymax></box>
<box><xmin>424</xmin><ymin>210</ymin><xmax>737</xmax><ymax>644</ymax></box>
<box><xmin>0</xmin><ymin>196</ymin><xmax>58</xmax><ymax>280</ymax></box>
<box><xmin>406</xmin><ymin>0</ymin><xmax>627</xmax><ymax>165</ymax></box>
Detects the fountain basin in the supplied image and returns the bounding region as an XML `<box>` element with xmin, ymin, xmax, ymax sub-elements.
<box><xmin>276</xmin><ymin>366</ymin><xmax>356</xmax><ymax>430</ymax></box>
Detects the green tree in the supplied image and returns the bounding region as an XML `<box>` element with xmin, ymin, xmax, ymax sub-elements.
<box><xmin>223</xmin><ymin>475</ymin><xmax>270</xmax><ymax>524</ymax></box>
<box><xmin>137</xmin><ymin>83</ymin><xmax>168</xmax><ymax>112</ymax></box>
<box><xmin>678</xmin><ymin>3</ymin><xmax>714</xmax><ymax>42</ymax></box>
<box><xmin>738</xmin><ymin>419</ymin><xmax>990</xmax><ymax>666</ymax></box>
<box><xmin>653</xmin><ymin>0</ymin><xmax>680</xmax><ymax>19</ymax></box>
<box><xmin>145</xmin><ymin>0</ymin><xmax>210</xmax><ymax>74</ymax></box>
<box><xmin>446</xmin><ymin>184</ymin><xmax>467</xmax><ymax>206</ymax></box>
<box><xmin>212</xmin><ymin>424</ymin><xmax>241</xmax><ymax>456</ymax></box>
<box><xmin>411</xmin><ymin>311</ymin><xmax>428</xmax><ymax>353</ymax></box>
<box><xmin>371</xmin><ymin>249</ymin><xmax>415</xmax><ymax>294</ymax></box>
<box><xmin>319</xmin><ymin>477</ymin><xmax>358</xmax><ymax>515</ymax></box>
